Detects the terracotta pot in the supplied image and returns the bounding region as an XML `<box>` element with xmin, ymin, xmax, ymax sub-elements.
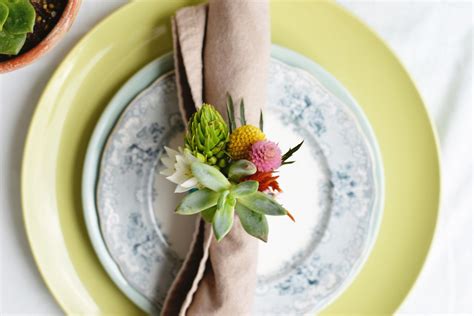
<box><xmin>0</xmin><ymin>0</ymin><xmax>81</xmax><ymax>73</ymax></box>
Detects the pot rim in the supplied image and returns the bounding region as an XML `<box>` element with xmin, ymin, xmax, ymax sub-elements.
<box><xmin>0</xmin><ymin>0</ymin><xmax>82</xmax><ymax>74</ymax></box>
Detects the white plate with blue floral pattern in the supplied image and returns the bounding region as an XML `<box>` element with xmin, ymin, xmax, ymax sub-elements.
<box><xmin>82</xmin><ymin>45</ymin><xmax>384</xmax><ymax>315</ymax></box>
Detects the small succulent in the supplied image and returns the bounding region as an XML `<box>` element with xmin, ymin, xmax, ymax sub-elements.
<box><xmin>176</xmin><ymin>160</ymin><xmax>289</xmax><ymax>242</ymax></box>
<box><xmin>185</xmin><ymin>104</ymin><xmax>229</xmax><ymax>169</ymax></box>
<box><xmin>0</xmin><ymin>0</ymin><xmax>36</xmax><ymax>55</ymax></box>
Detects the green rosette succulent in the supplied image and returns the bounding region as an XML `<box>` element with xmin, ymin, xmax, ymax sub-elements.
<box><xmin>0</xmin><ymin>0</ymin><xmax>36</xmax><ymax>55</ymax></box>
<box><xmin>176</xmin><ymin>159</ymin><xmax>289</xmax><ymax>242</ymax></box>
<box><xmin>185</xmin><ymin>104</ymin><xmax>229</xmax><ymax>169</ymax></box>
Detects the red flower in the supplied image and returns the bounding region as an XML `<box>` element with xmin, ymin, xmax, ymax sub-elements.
<box><xmin>244</xmin><ymin>171</ymin><xmax>282</xmax><ymax>193</ymax></box>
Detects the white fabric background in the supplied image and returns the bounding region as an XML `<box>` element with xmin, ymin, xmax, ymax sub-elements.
<box><xmin>0</xmin><ymin>1</ymin><xmax>472</xmax><ymax>314</ymax></box>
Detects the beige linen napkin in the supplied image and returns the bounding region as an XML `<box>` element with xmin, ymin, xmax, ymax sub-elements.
<box><xmin>162</xmin><ymin>0</ymin><xmax>270</xmax><ymax>315</ymax></box>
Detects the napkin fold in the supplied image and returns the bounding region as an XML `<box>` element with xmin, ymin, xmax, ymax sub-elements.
<box><xmin>162</xmin><ymin>0</ymin><xmax>270</xmax><ymax>315</ymax></box>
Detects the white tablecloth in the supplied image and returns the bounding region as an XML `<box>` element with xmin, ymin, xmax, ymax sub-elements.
<box><xmin>1</xmin><ymin>1</ymin><xmax>471</xmax><ymax>314</ymax></box>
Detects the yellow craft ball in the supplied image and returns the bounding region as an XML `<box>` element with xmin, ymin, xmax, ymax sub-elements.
<box><xmin>228</xmin><ymin>125</ymin><xmax>265</xmax><ymax>160</ymax></box>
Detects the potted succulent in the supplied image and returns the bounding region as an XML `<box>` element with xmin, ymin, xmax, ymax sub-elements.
<box><xmin>0</xmin><ymin>0</ymin><xmax>81</xmax><ymax>73</ymax></box>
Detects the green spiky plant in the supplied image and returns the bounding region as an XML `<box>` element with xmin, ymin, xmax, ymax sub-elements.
<box><xmin>185</xmin><ymin>104</ymin><xmax>229</xmax><ymax>169</ymax></box>
<box><xmin>0</xmin><ymin>0</ymin><xmax>36</xmax><ymax>55</ymax></box>
<box><xmin>176</xmin><ymin>160</ymin><xmax>289</xmax><ymax>242</ymax></box>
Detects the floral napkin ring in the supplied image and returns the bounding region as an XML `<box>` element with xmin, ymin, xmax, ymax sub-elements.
<box><xmin>161</xmin><ymin>96</ymin><xmax>302</xmax><ymax>242</ymax></box>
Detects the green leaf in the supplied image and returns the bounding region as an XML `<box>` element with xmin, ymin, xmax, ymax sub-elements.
<box><xmin>231</xmin><ymin>181</ymin><xmax>258</xmax><ymax>197</ymax></box>
<box><xmin>259</xmin><ymin>110</ymin><xmax>264</xmax><ymax>131</ymax></box>
<box><xmin>176</xmin><ymin>189</ymin><xmax>220</xmax><ymax>215</ymax></box>
<box><xmin>281</xmin><ymin>160</ymin><xmax>295</xmax><ymax>165</ymax></box>
<box><xmin>239</xmin><ymin>99</ymin><xmax>246</xmax><ymax>126</ymax></box>
<box><xmin>228</xmin><ymin>160</ymin><xmax>257</xmax><ymax>181</ymax></box>
<box><xmin>226</xmin><ymin>93</ymin><xmax>236</xmax><ymax>132</ymax></box>
<box><xmin>238</xmin><ymin>191</ymin><xmax>287</xmax><ymax>216</ymax></box>
<box><xmin>191</xmin><ymin>162</ymin><xmax>230</xmax><ymax>192</ymax></box>
<box><xmin>2</xmin><ymin>0</ymin><xmax>35</xmax><ymax>34</ymax></box>
<box><xmin>201</xmin><ymin>206</ymin><xmax>217</xmax><ymax>223</ymax></box>
<box><xmin>281</xmin><ymin>140</ymin><xmax>304</xmax><ymax>163</ymax></box>
<box><xmin>0</xmin><ymin>2</ymin><xmax>9</xmax><ymax>31</ymax></box>
<box><xmin>213</xmin><ymin>191</ymin><xmax>236</xmax><ymax>241</ymax></box>
<box><xmin>216</xmin><ymin>190</ymin><xmax>229</xmax><ymax>210</ymax></box>
<box><xmin>235</xmin><ymin>202</ymin><xmax>268</xmax><ymax>242</ymax></box>
<box><xmin>0</xmin><ymin>30</ymin><xmax>25</xmax><ymax>55</ymax></box>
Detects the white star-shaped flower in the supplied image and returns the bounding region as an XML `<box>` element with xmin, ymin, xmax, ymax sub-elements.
<box><xmin>160</xmin><ymin>146</ymin><xmax>200</xmax><ymax>193</ymax></box>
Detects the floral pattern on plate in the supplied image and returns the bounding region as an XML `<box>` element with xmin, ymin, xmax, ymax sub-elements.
<box><xmin>96</xmin><ymin>59</ymin><xmax>382</xmax><ymax>314</ymax></box>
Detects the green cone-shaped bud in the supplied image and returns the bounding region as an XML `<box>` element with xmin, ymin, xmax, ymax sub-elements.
<box><xmin>185</xmin><ymin>104</ymin><xmax>229</xmax><ymax>168</ymax></box>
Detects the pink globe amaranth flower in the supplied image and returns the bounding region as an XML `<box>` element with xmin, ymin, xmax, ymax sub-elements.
<box><xmin>248</xmin><ymin>140</ymin><xmax>282</xmax><ymax>172</ymax></box>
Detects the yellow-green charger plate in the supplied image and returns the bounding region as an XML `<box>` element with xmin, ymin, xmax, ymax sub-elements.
<box><xmin>22</xmin><ymin>0</ymin><xmax>440</xmax><ymax>314</ymax></box>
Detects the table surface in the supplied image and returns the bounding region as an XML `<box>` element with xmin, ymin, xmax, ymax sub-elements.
<box><xmin>0</xmin><ymin>1</ymin><xmax>471</xmax><ymax>314</ymax></box>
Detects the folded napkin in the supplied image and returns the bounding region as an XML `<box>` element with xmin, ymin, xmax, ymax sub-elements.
<box><xmin>162</xmin><ymin>0</ymin><xmax>270</xmax><ymax>315</ymax></box>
